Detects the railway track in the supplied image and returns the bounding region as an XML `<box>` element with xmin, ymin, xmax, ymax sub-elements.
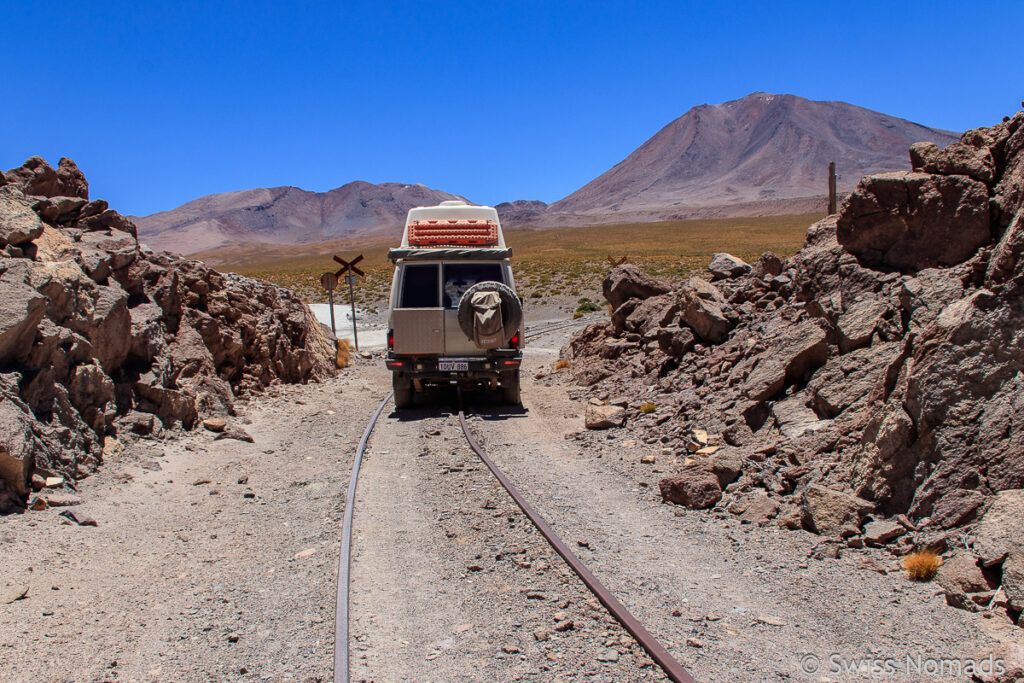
<box><xmin>333</xmin><ymin>374</ymin><xmax>699</xmax><ymax>682</ymax></box>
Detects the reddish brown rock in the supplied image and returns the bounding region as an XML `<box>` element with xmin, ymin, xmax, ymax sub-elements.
<box><xmin>602</xmin><ymin>264</ymin><xmax>671</xmax><ymax>310</ymax></box>
<box><xmin>659</xmin><ymin>465</ymin><xmax>723</xmax><ymax>509</ymax></box>
<box><xmin>836</xmin><ymin>171</ymin><xmax>991</xmax><ymax>270</ymax></box>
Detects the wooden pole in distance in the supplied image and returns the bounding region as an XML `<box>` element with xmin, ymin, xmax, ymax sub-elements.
<box><xmin>828</xmin><ymin>161</ymin><xmax>837</xmax><ymax>214</ymax></box>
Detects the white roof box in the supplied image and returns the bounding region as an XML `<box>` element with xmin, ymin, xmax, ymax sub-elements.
<box><xmin>400</xmin><ymin>200</ymin><xmax>505</xmax><ymax>248</ymax></box>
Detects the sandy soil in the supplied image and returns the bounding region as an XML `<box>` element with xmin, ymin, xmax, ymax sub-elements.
<box><xmin>0</xmin><ymin>324</ymin><xmax>1018</xmax><ymax>682</ymax></box>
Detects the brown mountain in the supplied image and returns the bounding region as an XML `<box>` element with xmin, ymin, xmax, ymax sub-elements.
<box><xmin>135</xmin><ymin>181</ymin><xmax>466</xmax><ymax>254</ymax></box>
<box><xmin>542</xmin><ymin>92</ymin><xmax>958</xmax><ymax>222</ymax></box>
<box><xmin>138</xmin><ymin>92</ymin><xmax>960</xmax><ymax>254</ymax></box>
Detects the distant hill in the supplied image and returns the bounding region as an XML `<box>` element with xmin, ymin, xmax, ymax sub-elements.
<box><xmin>136</xmin><ymin>92</ymin><xmax>960</xmax><ymax>255</ymax></box>
<box><xmin>538</xmin><ymin>92</ymin><xmax>958</xmax><ymax>223</ymax></box>
<box><xmin>135</xmin><ymin>181</ymin><xmax>466</xmax><ymax>254</ymax></box>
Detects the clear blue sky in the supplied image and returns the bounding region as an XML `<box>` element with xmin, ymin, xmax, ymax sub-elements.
<box><xmin>4</xmin><ymin>1</ymin><xmax>1022</xmax><ymax>216</ymax></box>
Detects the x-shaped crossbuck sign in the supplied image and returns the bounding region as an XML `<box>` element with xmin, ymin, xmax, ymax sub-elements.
<box><xmin>334</xmin><ymin>254</ymin><xmax>365</xmax><ymax>278</ymax></box>
<box><xmin>606</xmin><ymin>256</ymin><xmax>628</xmax><ymax>268</ymax></box>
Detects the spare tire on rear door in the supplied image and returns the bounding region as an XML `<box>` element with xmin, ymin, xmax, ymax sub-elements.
<box><xmin>456</xmin><ymin>281</ymin><xmax>523</xmax><ymax>349</ymax></box>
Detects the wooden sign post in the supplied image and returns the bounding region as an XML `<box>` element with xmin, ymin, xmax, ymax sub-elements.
<box><xmin>333</xmin><ymin>254</ymin><xmax>365</xmax><ymax>351</ymax></box>
<box><xmin>319</xmin><ymin>272</ymin><xmax>338</xmax><ymax>336</ymax></box>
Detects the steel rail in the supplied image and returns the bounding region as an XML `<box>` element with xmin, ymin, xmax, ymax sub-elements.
<box><xmin>457</xmin><ymin>392</ymin><xmax>699</xmax><ymax>683</ymax></box>
<box><xmin>334</xmin><ymin>391</ymin><xmax>393</xmax><ymax>683</ymax></box>
<box><xmin>523</xmin><ymin>316</ymin><xmax>594</xmax><ymax>340</ymax></box>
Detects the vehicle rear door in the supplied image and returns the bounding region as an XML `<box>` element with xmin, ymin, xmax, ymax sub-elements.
<box><xmin>392</xmin><ymin>263</ymin><xmax>444</xmax><ymax>355</ymax></box>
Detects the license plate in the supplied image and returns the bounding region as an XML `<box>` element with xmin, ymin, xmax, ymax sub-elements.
<box><xmin>439</xmin><ymin>360</ymin><xmax>469</xmax><ymax>372</ymax></box>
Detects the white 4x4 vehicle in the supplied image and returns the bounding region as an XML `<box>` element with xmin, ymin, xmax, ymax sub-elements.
<box><xmin>385</xmin><ymin>200</ymin><xmax>523</xmax><ymax>408</ymax></box>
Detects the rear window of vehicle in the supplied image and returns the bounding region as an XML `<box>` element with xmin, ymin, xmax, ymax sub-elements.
<box><xmin>442</xmin><ymin>263</ymin><xmax>504</xmax><ymax>308</ymax></box>
<box><xmin>400</xmin><ymin>264</ymin><xmax>440</xmax><ymax>308</ymax></box>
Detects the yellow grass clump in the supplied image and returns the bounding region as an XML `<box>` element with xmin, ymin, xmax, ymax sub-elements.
<box><xmin>640</xmin><ymin>402</ymin><xmax>658</xmax><ymax>414</ymax></box>
<box><xmin>902</xmin><ymin>550</ymin><xmax>943</xmax><ymax>581</ymax></box>
<box><xmin>553</xmin><ymin>358</ymin><xmax>571</xmax><ymax>371</ymax></box>
<box><xmin>335</xmin><ymin>339</ymin><xmax>352</xmax><ymax>369</ymax></box>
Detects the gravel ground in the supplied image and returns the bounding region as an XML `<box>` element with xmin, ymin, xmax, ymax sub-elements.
<box><xmin>0</xmin><ymin>321</ymin><xmax>1018</xmax><ymax>682</ymax></box>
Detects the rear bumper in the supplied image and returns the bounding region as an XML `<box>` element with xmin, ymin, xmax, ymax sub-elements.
<box><xmin>386</xmin><ymin>353</ymin><xmax>521</xmax><ymax>382</ymax></box>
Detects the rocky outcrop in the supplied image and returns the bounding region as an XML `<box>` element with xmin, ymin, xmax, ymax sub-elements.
<box><xmin>707</xmin><ymin>253</ymin><xmax>750</xmax><ymax>280</ymax></box>
<box><xmin>566</xmin><ymin>109</ymin><xmax>1024</xmax><ymax>608</ymax></box>
<box><xmin>836</xmin><ymin>172</ymin><xmax>991</xmax><ymax>270</ymax></box>
<box><xmin>602</xmin><ymin>265</ymin><xmax>671</xmax><ymax>310</ymax></box>
<box><xmin>0</xmin><ymin>158</ymin><xmax>334</xmax><ymax>511</ymax></box>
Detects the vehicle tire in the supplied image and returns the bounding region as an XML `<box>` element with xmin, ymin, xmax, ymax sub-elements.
<box><xmin>393</xmin><ymin>375</ymin><xmax>414</xmax><ymax>408</ymax></box>
<box><xmin>500</xmin><ymin>370</ymin><xmax>521</xmax><ymax>406</ymax></box>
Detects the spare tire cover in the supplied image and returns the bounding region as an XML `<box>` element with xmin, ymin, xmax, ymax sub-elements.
<box><xmin>456</xmin><ymin>281</ymin><xmax>523</xmax><ymax>349</ymax></box>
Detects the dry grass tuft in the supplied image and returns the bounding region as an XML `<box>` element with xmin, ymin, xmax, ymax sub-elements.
<box><xmin>336</xmin><ymin>339</ymin><xmax>352</xmax><ymax>369</ymax></box>
<box><xmin>902</xmin><ymin>550</ymin><xmax>943</xmax><ymax>581</ymax></box>
<box><xmin>553</xmin><ymin>358</ymin><xmax>571</xmax><ymax>371</ymax></box>
<box><xmin>640</xmin><ymin>401</ymin><xmax>658</xmax><ymax>414</ymax></box>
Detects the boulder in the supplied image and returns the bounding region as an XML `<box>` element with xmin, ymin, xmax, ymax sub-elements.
<box><xmin>602</xmin><ymin>264</ymin><xmax>671</xmax><ymax>310</ymax></box>
<box><xmin>898</xmin><ymin>268</ymin><xmax>965</xmax><ymax>333</ymax></box>
<box><xmin>624</xmin><ymin>293</ymin><xmax>678</xmax><ymax>335</ymax></box>
<box><xmin>659</xmin><ymin>464</ymin><xmax>722</xmax><ymax>509</ymax></box>
<box><xmin>752</xmin><ymin>252</ymin><xmax>783</xmax><ymax>279</ymax></box>
<box><xmin>584</xmin><ymin>403</ymin><xmax>626</xmax><ymax>429</ymax></box>
<box><xmin>744</xmin><ymin>321</ymin><xmax>828</xmax><ymax>402</ymax></box>
<box><xmin>986</xmin><ymin>212</ymin><xmax>1024</xmax><ymax>286</ymax></box>
<box><xmin>678</xmin><ymin>277</ymin><xmax>735</xmax><ymax>344</ymax></box>
<box><xmin>707</xmin><ymin>453</ymin><xmax>743</xmax><ymax>487</ymax></box>
<box><xmin>771</xmin><ymin>393</ymin><xmax>828</xmax><ymax>439</ymax></box>
<box><xmin>0</xmin><ymin>186</ymin><xmax>46</xmax><ymax>247</ymax></box>
<box><xmin>836</xmin><ymin>299</ymin><xmax>888</xmax><ymax>353</ymax></box>
<box><xmin>1002</xmin><ymin>549</ymin><xmax>1024</xmax><ymax>612</ymax></box>
<box><xmin>0</xmin><ymin>277</ymin><xmax>46</xmax><ymax>366</ymax></box>
<box><xmin>730</xmin><ymin>492</ymin><xmax>780</xmax><ymax>525</ymax></box>
<box><xmin>936</xmin><ymin>552</ymin><xmax>997</xmax><ymax>611</ymax></box>
<box><xmin>861</xmin><ymin>519</ymin><xmax>905</xmax><ymax>546</ymax></box>
<box><xmin>909</xmin><ymin>141</ymin><xmax>996</xmax><ymax>184</ymax></box>
<box><xmin>936</xmin><ymin>553</ymin><xmax>993</xmax><ymax>594</ymax></box>
<box><xmin>4</xmin><ymin>157</ymin><xmax>88</xmax><ymax>199</ymax></box>
<box><xmin>836</xmin><ymin>171</ymin><xmax>991</xmax><ymax>270</ymax></box>
<box><xmin>974</xmin><ymin>489</ymin><xmax>1024</xmax><ymax>566</ymax></box>
<box><xmin>656</xmin><ymin>326</ymin><xmax>696</xmax><ymax>358</ymax></box>
<box><xmin>707</xmin><ymin>253</ymin><xmax>750</xmax><ymax>280</ymax></box>
<box><xmin>0</xmin><ymin>391</ymin><xmax>41</xmax><ymax>500</ymax></box>
<box><xmin>32</xmin><ymin>196</ymin><xmax>88</xmax><ymax>225</ymax></box>
<box><xmin>802</xmin><ymin>484</ymin><xmax>874</xmax><ymax>536</ymax></box>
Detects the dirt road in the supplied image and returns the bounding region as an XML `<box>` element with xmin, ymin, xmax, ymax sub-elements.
<box><xmin>0</xmin><ymin>326</ymin><xmax>1014</xmax><ymax>682</ymax></box>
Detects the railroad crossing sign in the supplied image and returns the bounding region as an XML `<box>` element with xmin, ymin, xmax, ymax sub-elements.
<box><xmin>607</xmin><ymin>256</ymin><xmax>628</xmax><ymax>268</ymax></box>
<box><xmin>334</xmin><ymin>254</ymin><xmax>365</xmax><ymax>278</ymax></box>
<box><xmin>327</xmin><ymin>253</ymin><xmax>365</xmax><ymax>351</ymax></box>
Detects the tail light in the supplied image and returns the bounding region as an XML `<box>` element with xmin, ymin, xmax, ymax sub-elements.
<box><xmin>509</xmin><ymin>332</ymin><xmax>520</xmax><ymax>349</ymax></box>
<box><xmin>387</xmin><ymin>329</ymin><xmax>394</xmax><ymax>350</ymax></box>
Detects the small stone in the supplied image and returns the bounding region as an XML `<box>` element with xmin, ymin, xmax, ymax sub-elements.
<box><xmin>237</xmin><ymin>475</ymin><xmax>249</xmax><ymax>485</ymax></box>
<box><xmin>467</xmin><ymin>564</ymin><xmax>483</xmax><ymax>572</ymax></box>
<box><xmin>640</xmin><ymin>454</ymin><xmax>656</xmax><ymax>464</ymax></box>
<box><xmin>597</xmin><ymin>648</ymin><xmax>620</xmax><ymax>662</ymax></box>
<box><xmin>30</xmin><ymin>496</ymin><xmax>48</xmax><ymax>511</ymax></box>
<box><xmin>59</xmin><ymin>510</ymin><xmax>97</xmax><ymax>526</ymax></box>
<box><xmin>44</xmin><ymin>476</ymin><xmax>64</xmax><ymax>488</ymax></box>
<box><xmin>293</xmin><ymin>548</ymin><xmax>317</xmax><ymax>560</ymax></box>
<box><xmin>203</xmin><ymin>417</ymin><xmax>227</xmax><ymax>432</ymax></box>
<box><xmin>227</xmin><ymin>633</ymin><xmax>239</xmax><ymax>643</ymax></box>
<box><xmin>554</xmin><ymin>620</ymin><xmax>574</xmax><ymax>632</ymax></box>
<box><xmin>533</xmin><ymin>629</ymin><xmax>550</xmax><ymax>641</ymax></box>
<box><xmin>686</xmin><ymin>637</ymin><xmax>703</xmax><ymax>648</ymax></box>
<box><xmin>501</xmin><ymin>645</ymin><xmax>520</xmax><ymax>654</ymax></box>
<box><xmin>215</xmin><ymin>428</ymin><xmax>254</xmax><ymax>443</ymax></box>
